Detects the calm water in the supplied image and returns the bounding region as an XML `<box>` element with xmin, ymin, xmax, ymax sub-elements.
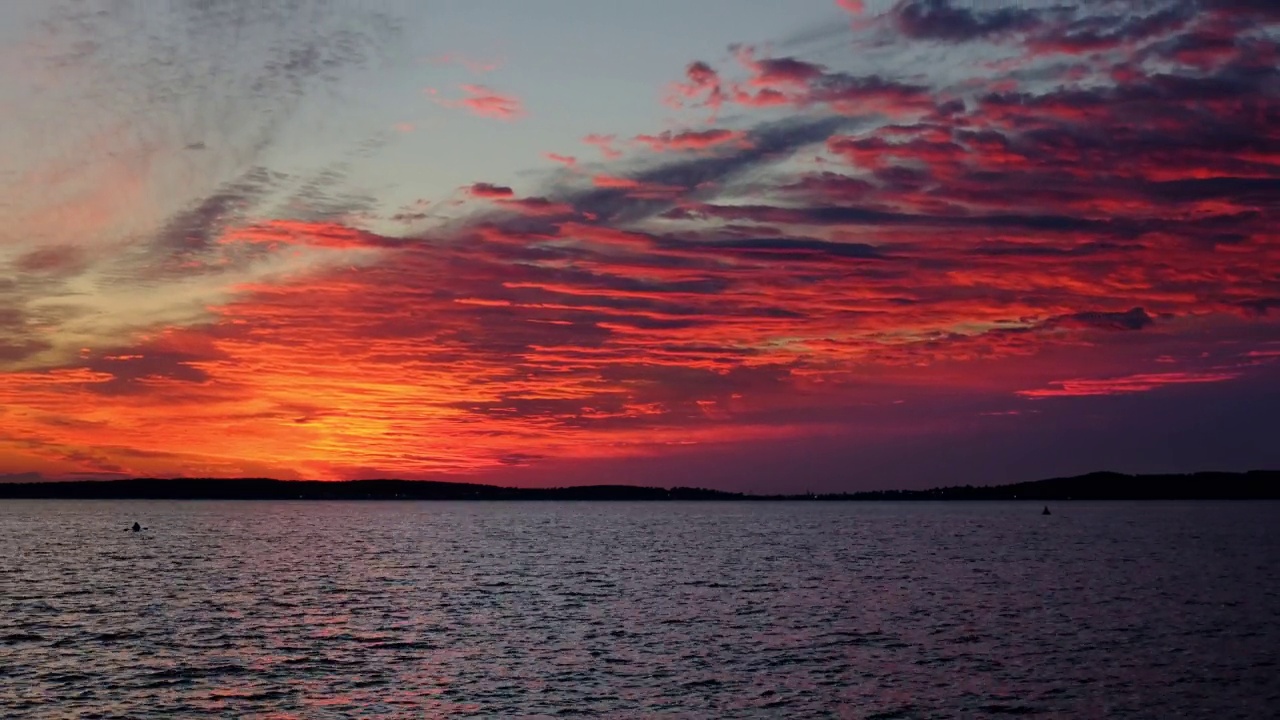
<box><xmin>1</xmin><ymin>501</ymin><xmax>1277</xmax><ymax>719</ymax></box>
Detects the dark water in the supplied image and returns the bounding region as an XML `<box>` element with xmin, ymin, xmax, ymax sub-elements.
<box><xmin>1</xmin><ymin>501</ymin><xmax>1277</xmax><ymax>719</ymax></box>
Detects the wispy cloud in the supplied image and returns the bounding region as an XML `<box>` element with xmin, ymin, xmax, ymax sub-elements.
<box><xmin>438</xmin><ymin>84</ymin><xmax>525</xmax><ymax>120</ymax></box>
<box><xmin>1</xmin><ymin>0</ymin><xmax>404</xmax><ymax>370</ymax></box>
<box><xmin>634</xmin><ymin>129</ymin><xmax>751</xmax><ymax>152</ymax></box>
<box><xmin>1017</xmin><ymin>372</ymin><xmax>1242</xmax><ymax>398</ymax></box>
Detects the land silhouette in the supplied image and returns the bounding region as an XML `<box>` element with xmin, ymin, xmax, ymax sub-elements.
<box><xmin>0</xmin><ymin>470</ymin><xmax>1275</xmax><ymax>500</ymax></box>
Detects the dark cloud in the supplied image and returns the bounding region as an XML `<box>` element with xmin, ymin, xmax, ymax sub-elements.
<box><xmin>566</xmin><ymin>116</ymin><xmax>853</xmax><ymax>224</ymax></box>
<box><xmin>14</xmin><ymin>246</ymin><xmax>89</xmax><ymax>276</ymax></box>
<box><xmin>1204</xmin><ymin>0</ymin><xmax>1280</xmax><ymax>21</ymax></box>
<box><xmin>748</xmin><ymin>56</ymin><xmax>827</xmax><ymax>85</ymax></box>
<box><xmin>152</xmin><ymin>166</ymin><xmax>278</xmax><ymax>255</ymax></box>
<box><xmin>0</xmin><ymin>339</ymin><xmax>54</xmax><ymax>364</ymax></box>
<box><xmin>281</xmin><ymin>161</ymin><xmax>379</xmax><ymax>221</ymax></box>
<box><xmin>972</xmin><ymin>242</ymin><xmax>1135</xmax><ymax>258</ymax></box>
<box><xmin>892</xmin><ymin>0</ymin><xmax>1042</xmax><ymax>43</ymax></box>
<box><xmin>1240</xmin><ymin>299</ymin><xmax>1280</xmax><ymax>317</ymax></box>
<box><xmin>0</xmin><ymin>302</ymin><xmax>54</xmax><ymax>366</ymax></box>
<box><xmin>689</xmin><ymin>237</ymin><xmax>885</xmax><ymax>260</ymax></box>
<box><xmin>469</xmin><ymin>182</ymin><xmax>516</xmax><ymax>198</ymax></box>
<box><xmin>1143</xmin><ymin>177</ymin><xmax>1280</xmax><ymax>204</ymax></box>
<box><xmin>83</xmin><ymin>348</ymin><xmax>216</xmax><ymax>396</ymax></box>
<box><xmin>1029</xmin><ymin>5</ymin><xmax>1194</xmax><ymax>55</ymax></box>
<box><xmin>681</xmin><ymin>203</ymin><xmax>1110</xmax><ymax>234</ymax></box>
<box><xmin>1051</xmin><ymin>308</ymin><xmax>1155</xmax><ymax>332</ymax></box>
<box><xmin>780</xmin><ymin>172</ymin><xmax>876</xmax><ymax>199</ymax></box>
<box><xmin>806</xmin><ymin>73</ymin><xmax>933</xmax><ymax>110</ymax></box>
<box><xmin>496</xmin><ymin>453</ymin><xmax>546</xmax><ymax>467</ymax></box>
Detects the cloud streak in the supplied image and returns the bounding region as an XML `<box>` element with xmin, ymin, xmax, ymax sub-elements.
<box><xmin>1017</xmin><ymin>371</ymin><xmax>1243</xmax><ymax>399</ymax></box>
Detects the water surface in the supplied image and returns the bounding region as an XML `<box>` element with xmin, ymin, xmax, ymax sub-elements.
<box><xmin>2</xmin><ymin>501</ymin><xmax>1277</xmax><ymax>718</ymax></box>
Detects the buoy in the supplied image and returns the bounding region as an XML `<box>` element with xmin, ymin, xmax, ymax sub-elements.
<box><xmin>132</xmin><ymin>522</ymin><xmax>141</xmax><ymax>532</ymax></box>
<box><xmin>1042</xmin><ymin>506</ymin><xmax>1051</xmax><ymax>516</ymax></box>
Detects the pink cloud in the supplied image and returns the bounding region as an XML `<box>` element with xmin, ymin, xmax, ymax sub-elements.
<box><xmin>439</xmin><ymin>84</ymin><xmax>524</xmax><ymax>120</ymax></box>
<box><xmin>667</xmin><ymin>61</ymin><xmax>726</xmax><ymax>117</ymax></box>
<box><xmin>583</xmin><ymin>134</ymin><xmax>622</xmax><ymax>159</ymax></box>
<box><xmin>634</xmin><ymin>128</ymin><xmax>751</xmax><ymax>152</ymax></box>
<box><xmin>544</xmin><ymin>152</ymin><xmax>578</xmax><ymax>167</ymax></box>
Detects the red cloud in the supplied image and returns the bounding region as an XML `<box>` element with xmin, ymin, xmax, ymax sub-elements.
<box><xmin>220</xmin><ymin>220</ymin><xmax>394</xmax><ymax>249</ymax></box>
<box><xmin>1017</xmin><ymin>372</ymin><xmax>1242</xmax><ymax>398</ymax></box>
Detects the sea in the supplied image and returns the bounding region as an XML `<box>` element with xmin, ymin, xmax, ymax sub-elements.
<box><xmin>1</xmin><ymin>500</ymin><xmax>1277</xmax><ymax>719</ymax></box>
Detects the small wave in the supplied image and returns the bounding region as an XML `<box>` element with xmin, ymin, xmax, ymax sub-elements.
<box><xmin>209</xmin><ymin>689</ymin><xmax>288</xmax><ymax>701</ymax></box>
<box><xmin>94</xmin><ymin>631</ymin><xmax>145</xmax><ymax>642</ymax></box>
<box><xmin>980</xmin><ymin>703</ymin><xmax>1041</xmax><ymax>715</ymax></box>
<box><xmin>867</xmin><ymin>706</ymin><xmax>917</xmax><ymax>719</ymax></box>
<box><xmin>145</xmin><ymin>664</ymin><xmax>249</xmax><ymax>681</ymax></box>
<box><xmin>366</xmin><ymin>640</ymin><xmax>436</xmax><ymax>651</ymax></box>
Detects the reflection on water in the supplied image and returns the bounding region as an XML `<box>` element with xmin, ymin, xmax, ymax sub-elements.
<box><xmin>1</xmin><ymin>500</ymin><xmax>1277</xmax><ymax>718</ymax></box>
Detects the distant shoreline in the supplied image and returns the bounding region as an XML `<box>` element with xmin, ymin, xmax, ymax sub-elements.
<box><xmin>0</xmin><ymin>470</ymin><xmax>1276</xmax><ymax>501</ymax></box>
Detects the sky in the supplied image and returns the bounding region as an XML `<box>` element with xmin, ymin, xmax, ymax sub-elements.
<box><xmin>1</xmin><ymin>0</ymin><xmax>1277</xmax><ymax>491</ymax></box>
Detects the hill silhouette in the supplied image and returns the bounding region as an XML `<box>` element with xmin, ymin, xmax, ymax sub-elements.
<box><xmin>0</xmin><ymin>470</ymin><xmax>1275</xmax><ymax>500</ymax></box>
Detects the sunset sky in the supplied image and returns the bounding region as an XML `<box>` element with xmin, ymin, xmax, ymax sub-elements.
<box><xmin>1</xmin><ymin>0</ymin><xmax>1277</xmax><ymax>491</ymax></box>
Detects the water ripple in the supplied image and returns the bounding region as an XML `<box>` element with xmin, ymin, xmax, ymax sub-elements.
<box><xmin>1</xmin><ymin>500</ymin><xmax>1277</xmax><ymax>718</ymax></box>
